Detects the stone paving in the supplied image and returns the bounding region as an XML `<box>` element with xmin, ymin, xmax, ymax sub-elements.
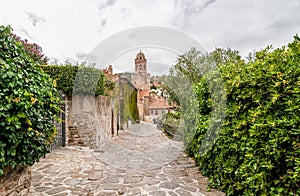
<box><xmin>29</xmin><ymin>122</ymin><xmax>224</xmax><ymax>196</ymax></box>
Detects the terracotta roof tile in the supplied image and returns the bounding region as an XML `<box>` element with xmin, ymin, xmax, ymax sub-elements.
<box><xmin>149</xmin><ymin>94</ymin><xmax>170</xmax><ymax>109</ymax></box>
<box><xmin>138</xmin><ymin>90</ymin><xmax>149</xmax><ymax>100</ymax></box>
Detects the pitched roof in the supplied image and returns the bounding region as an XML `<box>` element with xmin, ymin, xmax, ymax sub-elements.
<box><xmin>138</xmin><ymin>90</ymin><xmax>150</xmax><ymax>100</ymax></box>
<box><xmin>149</xmin><ymin>94</ymin><xmax>170</xmax><ymax>109</ymax></box>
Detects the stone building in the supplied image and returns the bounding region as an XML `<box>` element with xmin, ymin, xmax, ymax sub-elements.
<box><xmin>119</xmin><ymin>50</ymin><xmax>150</xmax><ymax>120</ymax></box>
<box><xmin>131</xmin><ymin>50</ymin><xmax>151</xmax><ymax>91</ymax></box>
<box><xmin>131</xmin><ymin>50</ymin><xmax>150</xmax><ymax>120</ymax></box>
<box><xmin>120</xmin><ymin>50</ymin><xmax>171</xmax><ymax>121</ymax></box>
<box><xmin>149</xmin><ymin>92</ymin><xmax>171</xmax><ymax>117</ymax></box>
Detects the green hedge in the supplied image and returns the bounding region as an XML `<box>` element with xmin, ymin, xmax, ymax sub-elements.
<box><xmin>186</xmin><ymin>37</ymin><xmax>300</xmax><ymax>195</ymax></box>
<box><xmin>0</xmin><ymin>26</ymin><xmax>61</xmax><ymax>175</ymax></box>
<box><xmin>41</xmin><ymin>65</ymin><xmax>104</xmax><ymax>96</ymax></box>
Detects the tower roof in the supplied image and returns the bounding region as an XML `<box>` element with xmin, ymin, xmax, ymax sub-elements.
<box><xmin>136</xmin><ymin>49</ymin><xmax>145</xmax><ymax>59</ymax></box>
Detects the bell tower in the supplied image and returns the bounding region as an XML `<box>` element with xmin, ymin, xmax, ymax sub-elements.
<box><xmin>131</xmin><ymin>50</ymin><xmax>151</xmax><ymax>120</ymax></box>
<box><xmin>135</xmin><ymin>49</ymin><xmax>147</xmax><ymax>73</ymax></box>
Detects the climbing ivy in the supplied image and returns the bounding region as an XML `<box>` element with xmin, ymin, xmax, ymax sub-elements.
<box><xmin>184</xmin><ymin>37</ymin><xmax>300</xmax><ymax>195</ymax></box>
<box><xmin>119</xmin><ymin>77</ymin><xmax>139</xmax><ymax>124</ymax></box>
<box><xmin>0</xmin><ymin>25</ymin><xmax>61</xmax><ymax>175</ymax></box>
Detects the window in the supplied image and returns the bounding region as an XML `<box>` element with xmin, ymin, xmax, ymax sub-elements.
<box><xmin>155</xmin><ymin>111</ymin><xmax>158</xmax><ymax>115</ymax></box>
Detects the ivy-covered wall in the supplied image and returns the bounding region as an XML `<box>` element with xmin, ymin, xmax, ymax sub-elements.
<box><xmin>118</xmin><ymin>77</ymin><xmax>139</xmax><ymax>126</ymax></box>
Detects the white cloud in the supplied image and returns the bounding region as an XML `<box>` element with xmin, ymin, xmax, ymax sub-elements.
<box><xmin>0</xmin><ymin>0</ymin><xmax>299</xmax><ymax>74</ymax></box>
<box><xmin>25</xmin><ymin>11</ymin><xmax>46</xmax><ymax>26</ymax></box>
<box><xmin>172</xmin><ymin>0</ymin><xmax>217</xmax><ymax>28</ymax></box>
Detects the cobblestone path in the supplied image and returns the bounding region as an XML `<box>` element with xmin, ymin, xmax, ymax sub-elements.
<box><xmin>29</xmin><ymin>123</ymin><xmax>224</xmax><ymax>196</ymax></box>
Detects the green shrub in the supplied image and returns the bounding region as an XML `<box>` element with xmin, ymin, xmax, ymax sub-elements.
<box><xmin>0</xmin><ymin>26</ymin><xmax>61</xmax><ymax>175</ymax></box>
<box><xmin>41</xmin><ymin>64</ymin><xmax>104</xmax><ymax>96</ymax></box>
<box><xmin>186</xmin><ymin>37</ymin><xmax>300</xmax><ymax>195</ymax></box>
<box><xmin>12</xmin><ymin>34</ymin><xmax>48</xmax><ymax>64</ymax></box>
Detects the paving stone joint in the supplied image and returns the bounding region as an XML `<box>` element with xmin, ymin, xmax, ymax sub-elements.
<box><xmin>29</xmin><ymin>123</ymin><xmax>224</xmax><ymax>196</ymax></box>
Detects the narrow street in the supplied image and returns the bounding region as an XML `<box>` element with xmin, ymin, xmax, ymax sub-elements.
<box><xmin>29</xmin><ymin>122</ymin><xmax>224</xmax><ymax>196</ymax></box>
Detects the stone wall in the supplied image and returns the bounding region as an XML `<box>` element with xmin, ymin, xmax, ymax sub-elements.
<box><xmin>95</xmin><ymin>96</ymin><xmax>117</xmax><ymax>146</ymax></box>
<box><xmin>0</xmin><ymin>166</ymin><xmax>31</xmax><ymax>196</ymax></box>
<box><xmin>131</xmin><ymin>72</ymin><xmax>150</xmax><ymax>90</ymax></box>
<box><xmin>67</xmin><ymin>95</ymin><xmax>117</xmax><ymax>149</ymax></box>
<box><xmin>137</xmin><ymin>102</ymin><xmax>144</xmax><ymax>121</ymax></box>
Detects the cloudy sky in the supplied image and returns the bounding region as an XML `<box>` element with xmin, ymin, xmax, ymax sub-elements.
<box><xmin>0</xmin><ymin>0</ymin><xmax>299</xmax><ymax>75</ymax></box>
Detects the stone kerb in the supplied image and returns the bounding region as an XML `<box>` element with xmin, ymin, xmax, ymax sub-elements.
<box><xmin>0</xmin><ymin>166</ymin><xmax>31</xmax><ymax>196</ymax></box>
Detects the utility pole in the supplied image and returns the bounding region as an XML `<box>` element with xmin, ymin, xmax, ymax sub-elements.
<box><xmin>118</xmin><ymin>74</ymin><xmax>121</xmax><ymax>135</ymax></box>
<box><xmin>111</xmin><ymin>97</ymin><xmax>114</xmax><ymax>137</ymax></box>
<box><xmin>164</xmin><ymin>95</ymin><xmax>167</xmax><ymax>114</ymax></box>
<box><xmin>163</xmin><ymin>90</ymin><xmax>168</xmax><ymax>115</ymax></box>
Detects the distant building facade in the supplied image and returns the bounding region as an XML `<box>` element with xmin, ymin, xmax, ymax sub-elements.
<box><xmin>131</xmin><ymin>50</ymin><xmax>150</xmax><ymax>91</ymax></box>
<box><xmin>131</xmin><ymin>50</ymin><xmax>150</xmax><ymax>120</ymax></box>
<box><xmin>119</xmin><ymin>50</ymin><xmax>170</xmax><ymax>121</ymax></box>
<box><xmin>149</xmin><ymin>92</ymin><xmax>170</xmax><ymax>117</ymax></box>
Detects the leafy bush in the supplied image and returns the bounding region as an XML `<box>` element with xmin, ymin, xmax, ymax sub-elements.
<box><xmin>0</xmin><ymin>26</ymin><xmax>61</xmax><ymax>175</ymax></box>
<box><xmin>186</xmin><ymin>37</ymin><xmax>300</xmax><ymax>195</ymax></box>
<box><xmin>41</xmin><ymin>64</ymin><xmax>105</xmax><ymax>96</ymax></box>
<box><xmin>160</xmin><ymin>112</ymin><xmax>181</xmax><ymax>137</ymax></box>
<box><xmin>104</xmin><ymin>75</ymin><xmax>115</xmax><ymax>95</ymax></box>
<box><xmin>12</xmin><ymin>34</ymin><xmax>48</xmax><ymax>64</ymax></box>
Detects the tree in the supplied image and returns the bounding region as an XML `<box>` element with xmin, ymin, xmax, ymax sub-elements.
<box><xmin>165</xmin><ymin>47</ymin><xmax>243</xmax><ymax>107</ymax></box>
<box><xmin>12</xmin><ymin>34</ymin><xmax>48</xmax><ymax>64</ymax></box>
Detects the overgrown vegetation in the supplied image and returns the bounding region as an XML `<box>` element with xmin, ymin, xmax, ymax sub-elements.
<box><xmin>41</xmin><ymin>64</ymin><xmax>105</xmax><ymax>96</ymax></box>
<box><xmin>0</xmin><ymin>25</ymin><xmax>61</xmax><ymax>175</ymax></box>
<box><xmin>118</xmin><ymin>77</ymin><xmax>139</xmax><ymax>124</ymax></box>
<box><xmin>12</xmin><ymin>34</ymin><xmax>48</xmax><ymax>64</ymax></box>
<box><xmin>170</xmin><ymin>37</ymin><xmax>300</xmax><ymax>195</ymax></box>
<box><xmin>161</xmin><ymin>112</ymin><xmax>181</xmax><ymax>138</ymax></box>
